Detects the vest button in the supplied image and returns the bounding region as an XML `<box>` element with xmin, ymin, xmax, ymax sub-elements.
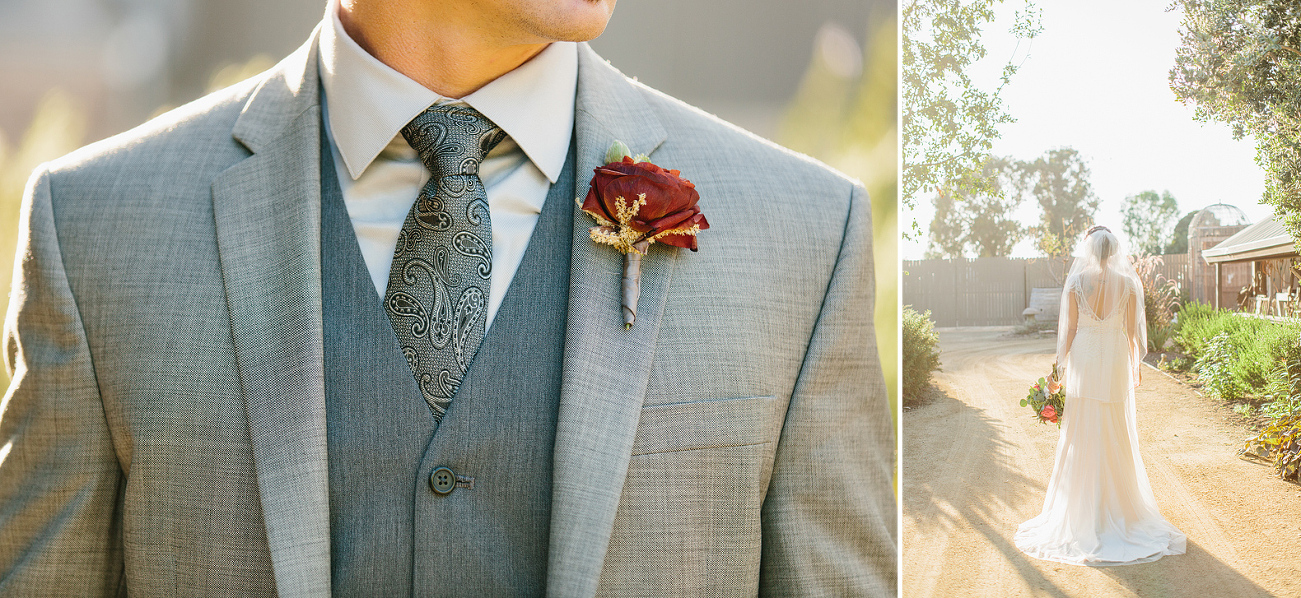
<box><xmin>430</xmin><ymin>466</ymin><xmax>456</xmax><ymax>495</ymax></box>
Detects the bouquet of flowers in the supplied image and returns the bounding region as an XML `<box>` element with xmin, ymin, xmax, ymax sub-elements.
<box><xmin>1022</xmin><ymin>362</ymin><xmax>1066</xmax><ymax>426</ymax></box>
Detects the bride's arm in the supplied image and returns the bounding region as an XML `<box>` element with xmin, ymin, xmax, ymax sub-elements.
<box><xmin>1060</xmin><ymin>291</ymin><xmax>1078</xmax><ymax>361</ymax></box>
<box><xmin>1126</xmin><ymin>291</ymin><xmax>1141</xmax><ymax>385</ymax></box>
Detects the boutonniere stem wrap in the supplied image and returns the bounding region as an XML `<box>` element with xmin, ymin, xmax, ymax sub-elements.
<box><xmin>582</xmin><ymin>140</ymin><xmax>709</xmax><ymax>328</ymax></box>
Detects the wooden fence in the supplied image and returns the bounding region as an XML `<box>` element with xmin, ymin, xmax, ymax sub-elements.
<box><xmin>904</xmin><ymin>257</ymin><xmax>1064</xmax><ymax>327</ymax></box>
<box><xmin>904</xmin><ymin>254</ymin><xmax>1193</xmax><ymax>327</ymax></box>
<box><xmin>1147</xmin><ymin>254</ymin><xmax>1189</xmax><ymax>288</ymax></box>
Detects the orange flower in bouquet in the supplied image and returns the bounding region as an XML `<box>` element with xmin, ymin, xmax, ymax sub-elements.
<box><xmin>1022</xmin><ymin>362</ymin><xmax>1066</xmax><ymax>427</ymax></box>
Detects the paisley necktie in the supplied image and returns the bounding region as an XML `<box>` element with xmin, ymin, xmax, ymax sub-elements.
<box><xmin>384</xmin><ymin>105</ymin><xmax>507</xmax><ymax>420</ymax></box>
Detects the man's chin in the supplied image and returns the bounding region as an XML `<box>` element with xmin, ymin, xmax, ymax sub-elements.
<box><xmin>556</xmin><ymin>26</ymin><xmax>609</xmax><ymax>43</ymax></box>
<box><xmin>526</xmin><ymin>0</ymin><xmax>615</xmax><ymax>43</ymax></box>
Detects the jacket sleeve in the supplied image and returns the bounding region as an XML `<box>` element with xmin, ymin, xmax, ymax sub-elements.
<box><xmin>0</xmin><ymin>167</ymin><xmax>124</xmax><ymax>596</ymax></box>
<box><xmin>758</xmin><ymin>182</ymin><xmax>897</xmax><ymax>596</ymax></box>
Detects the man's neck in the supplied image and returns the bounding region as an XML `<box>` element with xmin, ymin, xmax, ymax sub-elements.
<box><xmin>338</xmin><ymin>0</ymin><xmax>548</xmax><ymax>99</ymax></box>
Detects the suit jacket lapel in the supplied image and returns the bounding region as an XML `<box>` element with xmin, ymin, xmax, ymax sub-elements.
<box><xmin>548</xmin><ymin>42</ymin><xmax>670</xmax><ymax>597</ymax></box>
<box><xmin>211</xmin><ymin>29</ymin><xmax>332</xmax><ymax>598</ymax></box>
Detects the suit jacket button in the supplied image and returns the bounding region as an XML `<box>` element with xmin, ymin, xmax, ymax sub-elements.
<box><xmin>430</xmin><ymin>466</ymin><xmax>456</xmax><ymax>495</ymax></box>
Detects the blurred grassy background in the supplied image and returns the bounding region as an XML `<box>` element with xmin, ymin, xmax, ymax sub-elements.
<box><xmin>780</xmin><ymin>14</ymin><xmax>899</xmax><ymax>426</ymax></box>
<box><xmin>0</xmin><ymin>91</ymin><xmax>87</xmax><ymax>384</ymax></box>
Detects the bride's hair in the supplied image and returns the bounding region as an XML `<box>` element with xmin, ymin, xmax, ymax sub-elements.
<box><xmin>1085</xmin><ymin>226</ymin><xmax>1116</xmax><ymax>263</ymax></box>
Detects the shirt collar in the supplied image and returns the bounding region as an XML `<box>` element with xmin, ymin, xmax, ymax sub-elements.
<box><xmin>317</xmin><ymin>0</ymin><xmax>577</xmax><ymax>183</ymax></box>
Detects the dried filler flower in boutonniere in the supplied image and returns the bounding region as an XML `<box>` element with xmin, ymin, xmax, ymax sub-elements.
<box><xmin>581</xmin><ymin>140</ymin><xmax>709</xmax><ymax>328</ymax></box>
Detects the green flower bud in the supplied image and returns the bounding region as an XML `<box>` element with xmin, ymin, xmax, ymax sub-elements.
<box><xmin>605</xmin><ymin>140</ymin><xmax>632</xmax><ymax>164</ymax></box>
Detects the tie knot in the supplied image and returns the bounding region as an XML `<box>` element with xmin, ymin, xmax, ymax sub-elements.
<box><xmin>401</xmin><ymin>105</ymin><xmax>507</xmax><ymax>178</ymax></box>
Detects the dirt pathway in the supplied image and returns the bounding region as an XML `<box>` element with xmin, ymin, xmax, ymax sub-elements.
<box><xmin>903</xmin><ymin>328</ymin><xmax>1301</xmax><ymax>598</ymax></box>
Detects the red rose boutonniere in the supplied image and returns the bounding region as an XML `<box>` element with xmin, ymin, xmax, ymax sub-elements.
<box><xmin>581</xmin><ymin>140</ymin><xmax>710</xmax><ymax>328</ymax></box>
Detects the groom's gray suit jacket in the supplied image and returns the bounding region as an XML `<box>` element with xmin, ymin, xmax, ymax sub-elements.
<box><xmin>0</xmin><ymin>29</ymin><xmax>895</xmax><ymax>598</ymax></box>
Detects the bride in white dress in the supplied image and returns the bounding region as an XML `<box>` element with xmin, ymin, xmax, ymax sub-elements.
<box><xmin>1014</xmin><ymin>226</ymin><xmax>1186</xmax><ymax>566</ymax></box>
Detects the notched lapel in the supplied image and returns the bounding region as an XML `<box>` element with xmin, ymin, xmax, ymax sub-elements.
<box><xmin>548</xmin><ymin>43</ymin><xmax>673</xmax><ymax>598</ymax></box>
<box><xmin>211</xmin><ymin>30</ymin><xmax>331</xmax><ymax>598</ymax></box>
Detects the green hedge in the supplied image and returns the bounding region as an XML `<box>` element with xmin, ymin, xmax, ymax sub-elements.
<box><xmin>1173</xmin><ymin>302</ymin><xmax>1301</xmax><ymax>401</ymax></box>
<box><xmin>903</xmin><ymin>307</ymin><xmax>941</xmax><ymax>404</ymax></box>
<box><xmin>1174</xmin><ymin>303</ymin><xmax>1301</xmax><ymax>483</ymax></box>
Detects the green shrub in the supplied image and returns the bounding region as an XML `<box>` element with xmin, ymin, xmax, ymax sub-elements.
<box><xmin>1196</xmin><ymin>332</ymin><xmax>1244</xmax><ymax>400</ymax></box>
<box><xmin>903</xmin><ymin>306</ymin><xmax>941</xmax><ymax>404</ymax></box>
<box><xmin>1175</xmin><ymin>304</ymin><xmax>1273</xmax><ymax>360</ymax></box>
<box><xmin>1171</xmin><ymin>304</ymin><xmax>1301</xmax><ymax>480</ymax></box>
<box><xmin>1234</xmin><ymin>322</ymin><xmax>1300</xmax><ymax>390</ymax></box>
<box><xmin>1148</xmin><ymin>320</ymin><xmax>1175</xmax><ymax>354</ymax></box>
<box><xmin>1178</xmin><ymin>303</ymin><xmax>1301</xmax><ymax>402</ymax></box>
<box><xmin>1249</xmin><ymin>330</ymin><xmax>1301</xmax><ymax>482</ymax></box>
<box><xmin>1172</xmin><ymin>301</ymin><xmax>1236</xmax><ymax>357</ymax></box>
<box><xmin>1262</xmin><ymin>340</ymin><xmax>1301</xmax><ymax>418</ymax></box>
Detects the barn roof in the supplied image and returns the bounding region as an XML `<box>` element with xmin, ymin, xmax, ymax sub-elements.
<box><xmin>1202</xmin><ymin>217</ymin><xmax>1296</xmax><ymax>264</ymax></box>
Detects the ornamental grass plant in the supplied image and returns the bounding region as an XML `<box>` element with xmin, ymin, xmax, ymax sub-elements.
<box><xmin>1133</xmin><ymin>255</ymin><xmax>1182</xmax><ymax>352</ymax></box>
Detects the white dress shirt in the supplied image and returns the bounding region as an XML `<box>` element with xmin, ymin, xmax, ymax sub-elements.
<box><xmin>316</xmin><ymin>1</ymin><xmax>577</xmax><ymax>329</ymax></box>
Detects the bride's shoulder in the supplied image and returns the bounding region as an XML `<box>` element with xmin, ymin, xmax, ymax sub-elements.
<box><xmin>1123</xmin><ymin>272</ymin><xmax>1142</xmax><ymax>291</ymax></box>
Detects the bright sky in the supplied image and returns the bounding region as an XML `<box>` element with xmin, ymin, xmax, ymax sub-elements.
<box><xmin>902</xmin><ymin>0</ymin><xmax>1274</xmax><ymax>260</ymax></box>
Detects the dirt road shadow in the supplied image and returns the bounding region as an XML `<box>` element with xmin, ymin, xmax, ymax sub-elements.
<box><xmin>1098</xmin><ymin>541</ymin><xmax>1275</xmax><ymax>598</ymax></box>
<box><xmin>905</xmin><ymin>380</ymin><xmax>1076</xmax><ymax>597</ymax></box>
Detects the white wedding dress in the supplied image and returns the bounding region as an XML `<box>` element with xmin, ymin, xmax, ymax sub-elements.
<box><xmin>1015</xmin><ymin>236</ymin><xmax>1186</xmax><ymax>566</ymax></box>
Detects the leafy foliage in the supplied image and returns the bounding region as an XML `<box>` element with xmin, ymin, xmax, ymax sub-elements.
<box><xmin>926</xmin><ymin>146</ymin><xmax>1101</xmax><ymax>259</ymax></box>
<box><xmin>1196</xmin><ymin>332</ymin><xmax>1246</xmax><ymax>400</ymax></box>
<box><xmin>1170</xmin><ymin>0</ymin><xmax>1301</xmax><ymax>251</ymax></box>
<box><xmin>1221</xmin><ymin>325</ymin><xmax>1294</xmax><ymax>395</ymax></box>
<box><xmin>1242</xmin><ymin>324</ymin><xmax>1301</xmax><ymax>483</ymax></box>
<box><xmin>926</xmin><ymin>156</ymin><xmax>1024</xmax><ymax>257</ymax></box>
<box><xmin>1262</xmin><ymin>345</ymin><xmax>1301</xmax><ymax>417</ymax></box>
<box><xmin>902</xmin><ymin>0</ymin><xmax>1042</xmax><ymax>237</ymax></box>
<box><xmin>1122</xmin><ymin>190</ymin><xmax>1180</xmax><ymax>256</ymax></box>
<box><xmin>1020</xmin><ymin>147</ymin><xmax>1100</xmax><ymax>258</ymax></box>
<box><xmin>1165</xmin><ymin>210</ymin><xmax>1197</xmax><ymax>255</ymax></box>
<box><xmin>1170</xmin><ymin>301</ymin><xmax>1220</xmax><ymax>357</ymax></box>
<box><xmin>903</xmin><ymin>306</ymin><xmax>942</xmax><ymax>404</ymax></box>
<box><xmin>1241</xmin><ymin>412</ymin><xmax>1301</xmax><ymax>483</ymax></box>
